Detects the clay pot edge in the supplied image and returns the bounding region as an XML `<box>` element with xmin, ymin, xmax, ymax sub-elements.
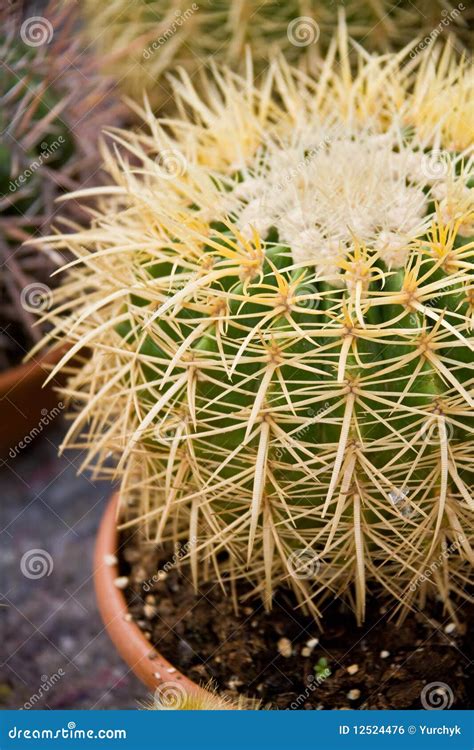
<box><xmin>93</xmin><ymin>492</ymin><xmax>212</xmax><ymax>704</ymax></box>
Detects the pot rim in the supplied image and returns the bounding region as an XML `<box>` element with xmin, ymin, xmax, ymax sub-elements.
<box><xmin>93</xmin><ymin>492</ymin><xmax>212</xmax><ymax>704</ymax></box>
<box><xmin>0</xmin><ymin>346</ymin><xmax>68</xmax><ymax>459</ymax></box>
<box><xmin>0</xmin><ymin>346</ymin><xmax>63</xmax><ymax>394</ymax></box>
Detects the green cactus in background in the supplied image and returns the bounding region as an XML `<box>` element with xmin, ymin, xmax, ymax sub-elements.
<box><xmin>79</xmin><ymin>0</ymin><xmax>472</xmax><ymax>106</ymax></box>
<box><xmin>37</xmin><ymin>29</ymin><xmax>473</xmax><ymax>623</ymax></box>
<box><xmin>0</xmin><ymin>2</ymin><xmax>123</xmax><ymax>368</ymax></box>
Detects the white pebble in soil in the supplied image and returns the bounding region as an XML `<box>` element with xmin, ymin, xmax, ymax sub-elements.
<box><xmin>227</xmin><ymin>677</ymin><xmax>244</xmax><ymax>690</ymax></box>
<box><xmin>113</xmin><ymin>576</ymin><xmax>129</xmax><ymax>589</ymax></box>
<box><xmin>347</xmin><ymin>689</ymin><xmax>361</xmax><ymax>701</ymax></box>
<box><xmin>346</xmin><ymin>664</ymin><xmax>359</xmax><ymax>675</ymax></box>
<box><xmin>277</xmin><ymin>637</ymin><xmax>293</xmax><ymax>658</ymax></box>
<box><xmin>144</xmin><ymin>604</ymin><xmax>157</xmax><ymax>619</ymax></box>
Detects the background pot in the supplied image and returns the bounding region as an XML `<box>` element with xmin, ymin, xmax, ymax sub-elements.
<box><xmin>94</xmin><ymin>493</ymin><xmax>211</xmax><ymax>703</ymax></box>
<box><xmin>0</xmin><ymin>347</ymin><xmax>66</xmax><ymax>459</ymax></box>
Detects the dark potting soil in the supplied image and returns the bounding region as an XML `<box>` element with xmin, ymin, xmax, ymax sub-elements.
<box><xmin>120</xmin><ymin>538</ymin><xmax>473</xmax><ymax>710</ymax></box>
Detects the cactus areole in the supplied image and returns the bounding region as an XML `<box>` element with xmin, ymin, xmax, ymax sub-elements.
<box><xmin>38</xmin><ymin>34</ymin><xmax>474</xmax><ymax>623</ymax></box>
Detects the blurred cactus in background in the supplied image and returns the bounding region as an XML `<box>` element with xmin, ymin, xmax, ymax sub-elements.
<box><xmin>0</xmin><ymin>1</ymin><xmax>123</xmax><ymax>369</ymax></box>
<box><xmin>79</xmin><ymin>0</ymin><xmax>472</xmax><ymax>106</ymax></box>
<box><xmin>36</xmin><ymin>26</ymin><xmax>473</xmax><ymax>624</ymax></box>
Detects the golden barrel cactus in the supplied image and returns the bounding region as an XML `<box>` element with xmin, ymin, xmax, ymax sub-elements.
<box><xmin>38</xmin><ymin>30</ymin><xmax>473</xmax><ymax>623</ymax></box>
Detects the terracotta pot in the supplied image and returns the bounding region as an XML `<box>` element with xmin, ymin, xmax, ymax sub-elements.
<box><xmin>0</xmin><ymin>347</ymin><xmax>66</xmax><ymax>459</ymax></box>
<box><xmin>94</xmin><ymin>493</ymin><xmax>211</xmax><ymax>703</ymax></box>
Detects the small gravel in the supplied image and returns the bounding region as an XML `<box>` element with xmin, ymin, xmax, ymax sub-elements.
<box><xmin>347</xmin><ymin>689</ymin><xmax>361</xmax><ymax>701</ymax></box>
<box><xmin>277</xmin><ymin>638</ymin><xmax>293</xmax><ymax>658</ymax></box>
